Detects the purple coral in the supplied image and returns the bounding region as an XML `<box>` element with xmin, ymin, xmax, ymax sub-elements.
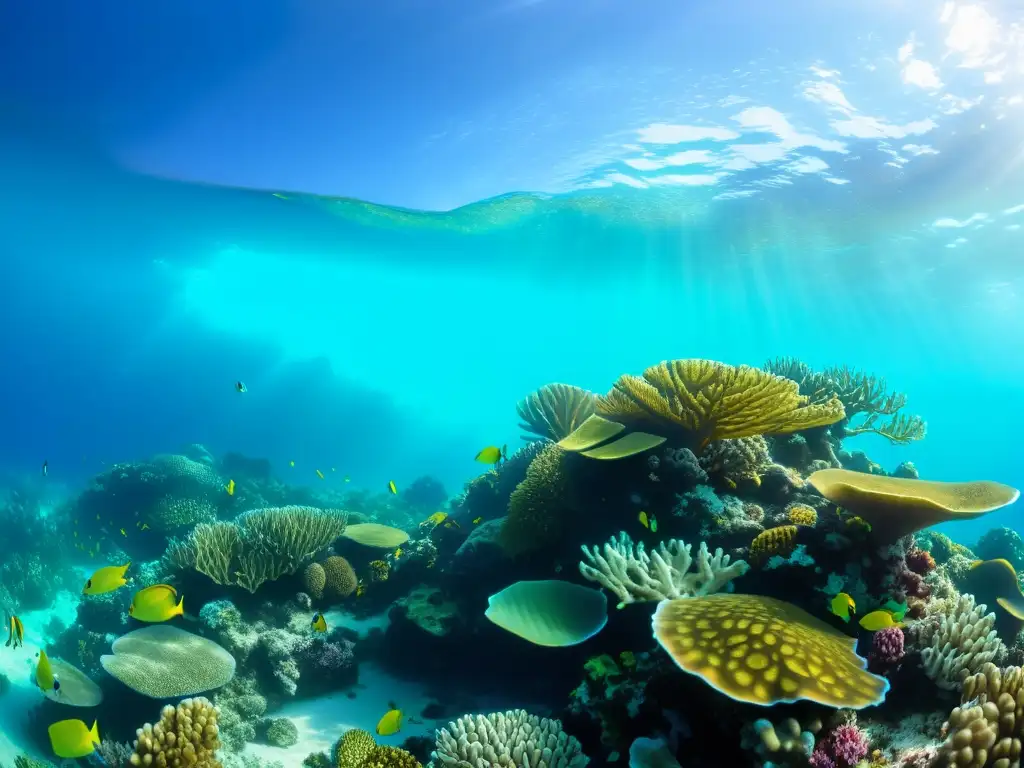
<box><xmin>811</xmin><ymin>725</ymin><xmax>868</xmax><ymax>768</ymax></box>
<box><xmin>871</xmin><ymin>626</ymin><xmax>905</xmax><ymax>667</ymax></box>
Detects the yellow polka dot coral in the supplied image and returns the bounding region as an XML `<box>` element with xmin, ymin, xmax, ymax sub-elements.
<box><xmin>323</xmin><ymin>556</ymin><xmax>358</xmax><ymax>599</ymax></box>
<box><xmin>787</xmin><ymin>504</ymin><xmax>818</xmax><ymax>527</ymax></box>
<box><xmin>652</xmin><ymin>594</ymin><xmax>889</xmax><ymax>708</ymax></box>
<box><xmin>336</xmin><ymin>728</ymin><xmax>375</xmax><ymax>768</ymax></box>
<box><xmin>749</xmin><ymin>526</ymin><xmax>798</xmax><ymax>565</ymax></box>
<box><xmin>129</xmin><ymin>696</ymin><xmax>221</xmax><ymax>767</ymax></box>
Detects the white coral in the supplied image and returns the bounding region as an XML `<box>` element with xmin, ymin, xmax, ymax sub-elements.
<box><xmin>578</xmin><ymin>532</ymin><xmax>749</xmax><ymax>608</ymax></box>
<box><xmin>918</xmin><ymin>593</ymin><xmax>1006</xmax><ymax>690</ymax></box>
<box><xmin>433</xmin><ymin>709</ymin><xmax>588</xmax><ymax>768</ymax></box>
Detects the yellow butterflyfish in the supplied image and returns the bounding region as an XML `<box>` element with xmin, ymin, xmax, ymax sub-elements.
<box><xmin>83</xmin><ymin>563</ymin><xmax>130</xmax><ymax>595</ymax></box>
<box><xmin>129</xmin><ymin>584</ymin><xmax>184</xmax><ymax>623</ymax></box>
<box><xmin>48</xmin><ymin>719</ymin><xmax>100</xmax><ymax>759</ymax></box>
<box><xmin>6</xmin><ymin>615</ymin><xmax>24</xmax><ymax>649</ymax></box>
<box><xmin>36</xmin><ymin>649</ymin><xmax>59</xmax><ymax>693</ymax></box>
<box><xmin>376</xmin><ymin>708</ymin><xmax>403</xmax><ymax>736</ymax></box>
<box><xmin>225</xmin><ymin>479</ymin><xmax>236</xmax><ymax>496</ymax></box>
<box><xmin>472</xmin><ymin>517</ymin><xmax>482</xmax><ymax>524</ymax></box>
<box><xmin>311</xmin><ymin>613</ymin><xmax>327</xmax><ymax>632</ymax></box>
<box><xmin>474</xmin><ymin>445</ymin><xmax>506</xmax><ymax>464</ymax></box>
<box><xmin>119</xmin><ymin>528</ymin><xmax>126</xmax><ymax>537</ymax></box>
<box><xmin>829</xmin><ymin>592</ymin><xmax>856</xmax><ymax>622</ymax></box>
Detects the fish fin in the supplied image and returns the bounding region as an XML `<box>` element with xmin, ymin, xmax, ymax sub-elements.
<box><xmin>90</xmin><ymin>719</ymin><xmax>100</xmax><ymax>745</ymax></box>
<box><xmin>175</xmin><ymin>596</ymin><xmax>185</xmax><ymax>616</ymax></box>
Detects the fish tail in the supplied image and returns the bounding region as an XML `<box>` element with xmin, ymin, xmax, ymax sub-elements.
<box><xmin>175</xmin><ymin>596</ymin><xmax>185</xmax><ymax>617</ymax></box>
<box><xmin>90</xmin><ymin>719</ymin><xmax>101</xmax><ymax>745</ymax></box>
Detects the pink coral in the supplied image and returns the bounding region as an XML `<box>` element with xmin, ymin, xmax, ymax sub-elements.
<box><xmin>870</xmin><ymin>626</ymin><xmax>905</xmax><ymax>667</ymax></box>
<box><xmin>814</xmin><ymin>725</ymin><xmax>868</xmax><ymax>768</ymax></box>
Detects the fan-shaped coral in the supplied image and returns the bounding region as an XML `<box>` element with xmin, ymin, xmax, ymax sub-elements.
<box><xmin>594</xmin><ymin>359</ymin><xmax>845</xmax><ymax>452</ymax></box>
<box><xmin>129</xmin><ymin>697</ymin><xmax>221</xmax><ymax>768</ymax></box>
<box><xmin>808</xmin><ymin>469</ymin><xmax>1020</xmax><ymax>544</ymax></box>
<box><xmin>652</xmin><ymin>594</ymin><xmax>889</xmax><ymax>708</ymax></box>
<box><xmin>433</xmin><ymin>709</ymin><xmax>588</xmax><ymax>767</ymax></box>
<box><xmin>517</xmin><ymin>383</ymin><xmax>596</xmax><ymax>442</ymax></box>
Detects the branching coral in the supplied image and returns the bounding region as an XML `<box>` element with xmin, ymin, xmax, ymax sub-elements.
<box><xmin>579</xmin><ymin>532</ymin><xmax>748</xmax><ymax>608</ymax></box>
<box><xmin>433</xmin><ymin>710</ymin><xmax>588</xmax><ymax>768</ymax></box>
<box><xmin>163</xmin><ymin>506</ymin><xmax>348</xmax><ymax>593</ymax></box>
<box><xmin>918</xmin><ymin>594</ymin><xmax>1006</xmax><ymax>690</ymax></box>
<box><xmin>517</xmin><ymin>383</ymin><xmax>596</xmax><ymax>442</ymax></box>
<box><xmin>129</xmin><ymin>697</ymin><xmax>222</xmax><ymax>767</ymax></box>
<box><xmin>595</xmin><ymin>359</ymin><xmax>845</xmax><ymax>451</ymax></box>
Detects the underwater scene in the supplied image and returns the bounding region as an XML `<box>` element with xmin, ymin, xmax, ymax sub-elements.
<box><xmin>2</xmin><ymin>1</ymin><xmax>1024</xmax><ymax>767</ymax></box>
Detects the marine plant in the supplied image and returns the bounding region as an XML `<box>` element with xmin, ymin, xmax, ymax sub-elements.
<box><xmin>516</xmin><ymin>383</ymin><xmax>597</xmax><ymax>442</ymax></box>
<box><xmin>163</xmin><ymin>505</ymin><xmax>348</xmax><ymax>592</ymax></box>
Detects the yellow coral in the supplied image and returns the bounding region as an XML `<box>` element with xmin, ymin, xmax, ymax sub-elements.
<box><xmin>653</xmin><ymin>594</ymin><xmax>889</xmax><ymax>708</ymax></box>
<box><xmin>303</xmin><ymin>562</ymin><xmax>326</xmax><ymax>600</ymax></box>
<box><xmin>323</xmin><ymin>556</ymin><xmax>358</xmax><ymax>599</ymax></box>
<box><xmin>499</xmin><ymin>443</ymin><xmax>571</xmax><ymax>557</ymax></box>
<box><xmin>129</xmin><ymin>696</ymin><xmax>221</xmax><ymax>767</ymax></box>
<box><xmin>368</xmin><ymin>560</ymin><xmax>390</xmax><ymax>583</ymax></box>
<box><xmin>809</xmin><ymin>469</ymin><xmax>1020</xmax><ymax>543</ymax></box>
<box><xmin>516</xmin><ymin>383</ymin><xmax>596</xmax><ymax>442</ymax></box>
<box><xmin>364</xmin><ymin>745</ymin><xmax>421</xmax><ymax>768</ymax></box>
<box><xmin>596</xmin><ymin>359</ymin><xmax>845</xmax><ymax>451</ymax></box>
<box><xmin>750</xmin><ymin>526</ymin><xmax>798</xmax><ymax>564</ymax></box>
<box><xmin>787</xmin><ymin>504</ymin><xmax>818</xmax><ymax>527</ymax></box>
<box><xmin>336</xmin><ymin>728</ymin><xmax>375</xmax><ymax>768</ymax></box>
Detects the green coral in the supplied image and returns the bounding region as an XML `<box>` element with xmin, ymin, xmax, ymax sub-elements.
<box><xmin>499</xmin><ymin>443</ymin><xmax>572</xmax><ymax>557</ymax></box>
<box><xmin>163</xmin><ymin>506</ymin><xmax>347</xmax><ymax>593</ymax></box>
<box><xmin>583</xmin><ymin>654</ymin><xmax>620</xmax><ymax>681</ymax></box>
<box><xmin>266</xmin><ymin>717</ymin><xmax>299</xmax><ymax>748</ymax></box>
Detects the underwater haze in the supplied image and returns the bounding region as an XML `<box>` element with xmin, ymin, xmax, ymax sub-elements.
<box><xmin>1</xmin><ymin>0</ymin><xmax>1024</xmax><ymax>767</ymax></box>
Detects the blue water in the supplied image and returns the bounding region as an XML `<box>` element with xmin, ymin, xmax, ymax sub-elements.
<box><xmin>2</xmin><ymin>1</ymin><xmax>1024</xmax><ymax>766</ymax></box>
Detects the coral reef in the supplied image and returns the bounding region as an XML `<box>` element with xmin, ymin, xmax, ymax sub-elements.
<box><xmin>433</xmin><ymin>710</ymin><xmax>588</xmax><ymax>767</ymax></box>
<box><xmin>917</xmin><ymin>594</ymin><xmax>1006</xmax><ymax>690</ymax></box>
<box><xmin>129</xmin><ymin>697</ymin><xmax>221</xmax><ymax>767</ymax></box>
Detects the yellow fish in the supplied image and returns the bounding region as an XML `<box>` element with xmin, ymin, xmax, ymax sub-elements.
<box><xmin>474</xmin><ymin>445</ymin><xmax>506</xmax><ymax>464</ymax></box>
<box><xmin>48</xmin><ymin>718</ymin><xmax>100</xmax><ymax>759</ymax></box>
<box><xmin>859</xmin><ymin>609</ymin><xmax>904</xmax><ymax>631</ymax></box>
<box><xmin>316</xmin><ymin>469</ymin><xmax>325</xmax><ymax>480</ymax></box>
<box><xmin>6</xmin><ymin>615</ymin><xmax>24</xmax><ymax>649</ymax></box>
<box><xmin>394</xmin><ymin>547</ymin><xmax>403</xmax><ymax>559</ymax></box>
<box><xmin>638</xmin><ymin>511</ymin><xmax>658</xmax><ymax>533</ymax></box>
<box><xmin>472</xmin><ymin>517</ymin><xmax>482</xmax><ymax>524</ymax></box>
<box><xmin>289</xmin><ymin>460</ymin><xmax>295</xmax><ymax>467</ymax></box>
<box><xmin>376</xmin><ymin>708</ymin><xmax>403</xmax><ymax>736</ymax></box>
<box><xmin>36</xmin><ymin>649</ymin><xmax>59</xmax><ymax>693</ymax></box>
<box><xmin>120</xmin><ymin>528</ymin><xmax>126</xmax><ymax>537</ymax></box>
<box><xmin>83</xmin><ymin>563</ymin><xmax>130</xmax><ymax>595</ymax></box>
<box><xmin>311</xmin><ymin>613</ymin><xmax>327</xmax><ymax>633</ymax></box>
<box><xmin>420</xmin><ymin>511</ymin><xmax>447</xmax><ymax>528</ymax></box>
<box><xmin>356</xmin><ymin>581</ymin><xmax>366</xmax><ymax>597</ymax></box>
<box><xmin>129</xmin><ymin>584</ymin><xmax>184</xmax><ymax>623</ymax></box>
<box><xmin>829</xmin><ymin>592</ymin><xmax>856</xmax><ymax>622</ymax></box>
<box><xmin>225</xmin><ymin>479</ymin><xmax>236</xmax><ymax>496</ymax></box>
<box><xmin>388</xmin><ymin>480</ymin><xmax>397</xmax><ymax>495</ymax></box>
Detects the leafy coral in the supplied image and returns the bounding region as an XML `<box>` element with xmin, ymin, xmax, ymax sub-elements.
<box><xmin>516</xmin><ymin>383</ymin><xmax>597</xmax><ymax>442</ymax></box>
<box><xmin>596</xmin><ymin>359</ymin><xmax>845</xmax><ymax>452</ymax></box>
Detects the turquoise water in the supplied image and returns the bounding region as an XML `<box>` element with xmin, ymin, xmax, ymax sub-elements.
<box><xmin>2</xmin><ymin>2</ymin><xmax>1024</xmax><ymax>767</ymax></box>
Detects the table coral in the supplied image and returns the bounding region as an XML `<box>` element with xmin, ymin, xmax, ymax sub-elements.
<box><xmin>129</xmin><ymin>697</ymin><xmax>221</xmax><ymax>767</ymax></box>
<box><xmin>579</xmin><ymin>532</ymin><xmax>749</xmax><ymax>607</ymax></box>
<box><xmin>652</xmin><ymin>594</ymin><xmax>890</xmax><ymax>708</ymax></box>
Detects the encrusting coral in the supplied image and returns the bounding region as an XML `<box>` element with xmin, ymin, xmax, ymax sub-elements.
<box><xmin>808</xmin><ymin>469</ymin><xmax>1020</xmax><ymax>544</ymax></box>
<box><xmin>592</xmin><ymin>358</ymin><xmax>846</xmax><ymax>452</ymax></box>
<box><xmin>163</xmin><ymin>506</ymin><xmax>348</xmax><ymax>592</ymax></box>
<box><xmin>918</xmin><ymin>594</ymin><xmax>1006</xmax><ymax>690</ymax></box>
<box><xmin>432</xmin><ymin>709</ymin><xmax>588</xmax><ymax>767</ymax></box>
<box><xmin>578</xmin><ymin>532</ymin><xmax>749</xmax><ymax>608</ymax></box>
<box><xmin>129</xmin><ymin>696</ymin><xmax>222</xmax><ymax>767</ymax></box>
<box><xmin>516</xmin><ymin>383</ymin><xmax>597</xmax><ymax>442</ymax></box>
<box><xmin>652</xmin><ymin>594</ymin><xmax>890</xmax><ymax>708</ymax></box>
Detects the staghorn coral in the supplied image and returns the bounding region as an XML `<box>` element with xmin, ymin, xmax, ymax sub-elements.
<box><xmin>918</xmin><ymin>594</ymin><xmax>1006</xmax><ymax>690</ymax></box>
<box><xmin>579</xmin><ymin>532</ymin><xmax>749</xmax><ymax>608</ymax></box>
<box><xmin>322</xmin><ymin>556</ymin><xmax>358</xmax><ymax>600</ymax></box>
<box><xmin>808</xmin><ymin>470</ymin><xmax>1020</xmax><ymax>544</ymax></box>
<box><xmin>500</xmin><ymin>443</ymin><xmax>572</xmax><ymax>557</ymax></box>
<box><xmin>129</xmin><ymin>696</ymin><xmax>222</xmax><ymax>767</ymax></box>
<box><xmin>163</xmin><ymin>506</ymin><xmax>347</xmax><ymax>593</ymax></box>
<box><xmin>517</xmin><ymin>383</ymin><xmax>597</xmax><ymax>442</ymax></box>
<box><xmin>433</xmin><ymin>709</ymin><xmax>588</xmax><ymax>768</ymax></box>
<box><xmin>787</xmin><ymin>503</ymin><xmax>818</xmax><ymax>527</ymax></box>
<box><xmin>750</xmin><ymin>526</ymin><xmax>799</xmax><ymax>565</ymax></box>
<box><xmin>652</xmin><ymin>594</ymin><xmax>890</xmax><ymax>707</ymax></box>
<box><xmin>594</xmin><ymin>358</ymin><xmax>845</xmax><ymax>452</ymax></box>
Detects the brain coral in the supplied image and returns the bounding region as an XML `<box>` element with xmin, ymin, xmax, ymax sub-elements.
<box><xmin>101</xmin><ymin>625</ymin><xmax>236</xmax><ymax>698</ymax></box>
<box><xmin>787</xmin><ymin>504</ymin><xmax>818</xmax><ymax>527</ymax></box>
<box><xmin>433</xmin><ymin>709</ymin><xmax>588</xmax><ymax>767</ymax></box>
<box><xmin>129</xmin><ymin>696</ymin><xmax>221</xmax><ymax>768</ymax></box>
<box><xmin>652</xmin><ymin>594</ymin><xmax>889</xmax><ymax>708</ymax></box>
<box><xmin>323</xmin><ymin>556</ymin><xmax>358</xmax><ymax>599</ymax></box>
<box><xmin>304</xmin><ymin>562</ymin><xmax>327</xmax><ymax>600</ymax></box>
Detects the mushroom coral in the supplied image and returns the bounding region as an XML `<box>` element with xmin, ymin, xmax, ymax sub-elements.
<box><xmin>808</xmin><ymin>469</ymin><xmax>1020</xmax><ymax>544</ymax></box>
